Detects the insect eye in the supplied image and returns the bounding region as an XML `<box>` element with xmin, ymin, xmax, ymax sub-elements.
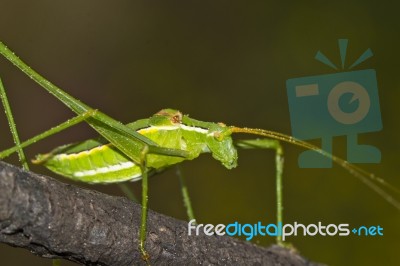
<box><xmin>171</xmin><ymin>113</ymin><xmax>182</xmax><ymax>124</ymax></box>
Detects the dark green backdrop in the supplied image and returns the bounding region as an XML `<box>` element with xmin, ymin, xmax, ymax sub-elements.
<box><xmin>0</xmin><ymin>1</ymin><xmax>399</xmax><ymax>265</ymax></box>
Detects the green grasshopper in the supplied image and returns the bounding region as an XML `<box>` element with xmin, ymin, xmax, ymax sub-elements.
<box><xmin>0</xmin><ymin>41</ymin><xmax>399</xmax><ymax>264</ymax></box>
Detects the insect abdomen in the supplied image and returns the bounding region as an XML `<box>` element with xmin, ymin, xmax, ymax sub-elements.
<box><xmin>36</xmin><ymin>143</ymin><xmax>142</xmax><ymax>183</ymax></box>
<box><xmin>34</xmin><ymin>121</ymin><xmax>211</xmax><ymax>183</ymax></box>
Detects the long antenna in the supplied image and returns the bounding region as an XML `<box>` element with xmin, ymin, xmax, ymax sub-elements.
<box><xmin>231</xmin><ymin>126</ymin><xmax>400</xmax><ymax>210</ymax></box>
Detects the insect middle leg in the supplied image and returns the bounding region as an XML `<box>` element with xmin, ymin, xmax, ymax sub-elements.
<box><xmin>235</xmin><ymin>138</ymin><xmax>284</xmax><ymax>245</ymax></box>
<box><xmin>176</xmin><ymin>165</ymin><xmax>196</xmax><ymax>222</ymax></box>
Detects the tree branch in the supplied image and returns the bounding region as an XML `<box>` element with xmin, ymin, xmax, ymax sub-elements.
<box><xmin>0</xmin><ymin>161</ymin><xmax>323</xmax><ymax>265</ymax></box>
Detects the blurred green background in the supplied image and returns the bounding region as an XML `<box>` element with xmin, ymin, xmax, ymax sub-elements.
<box><xmin>0</xmin><ymin>1</ymin><xmax>399</xmax><ymax>265</ymax></box>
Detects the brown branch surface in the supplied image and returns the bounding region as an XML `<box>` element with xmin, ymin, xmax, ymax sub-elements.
<box><xmin>0</xmin><ymin>161</ymin><xmax>324</xmax><ymax>265</ymax></box>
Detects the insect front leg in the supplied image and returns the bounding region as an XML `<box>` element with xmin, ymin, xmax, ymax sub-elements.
<box><xmin>235</xmin><ymin>138</ymin><xmax>284</xmax><ymax>245</ymax></box>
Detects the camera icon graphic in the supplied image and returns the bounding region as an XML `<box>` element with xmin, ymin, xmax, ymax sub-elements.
<box><xmin>286</xmin><ymin>40</ymin><xmax>382</xmax><ymax>168</ymax></box>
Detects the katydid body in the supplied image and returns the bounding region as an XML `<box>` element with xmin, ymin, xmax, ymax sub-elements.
<box><xmin>33</xmin><ymin>109</ymin><xmax>238</xmax><ymax>183</ymax></box>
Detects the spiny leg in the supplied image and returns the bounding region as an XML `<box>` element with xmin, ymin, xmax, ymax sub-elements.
<box><xmin>136</xmin><ymin>149</ymin><xmax>191</xmax><ymax>262</ymax></box>
<box><xmin>138</xmin><ymin>146</ymin><xmax>151</xmax><ymax>263</ymax></box>
<box><xmin>0</xmin><ymin>78</ymin><xmax>28</xmax><ymax>168</ymax></box>
<box><xmin>0</xmin><ymin>79</ymin><xmax>62</xmax><ymax>266</ymax></box>
<box><xmin>235</xmin><ymin>139</ymin><xmax>284</xmax><ymax>245</ymax></box>
<box><xmin>176</xmin><ymin>165</ymin><xmax>196</xmax><ymax>222</ymax></box>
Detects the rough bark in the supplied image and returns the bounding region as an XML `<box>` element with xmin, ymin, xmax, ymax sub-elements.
<box><xmin>0</xmin><ymin>161</ymin><xmax>323</xmax><ymax>265</ymax></box>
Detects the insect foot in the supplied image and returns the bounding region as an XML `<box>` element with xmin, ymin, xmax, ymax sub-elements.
<box><xmin>139</xmin><ymin>244</ymin><xmax>151</xmax><ymax>265</ymax></box>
